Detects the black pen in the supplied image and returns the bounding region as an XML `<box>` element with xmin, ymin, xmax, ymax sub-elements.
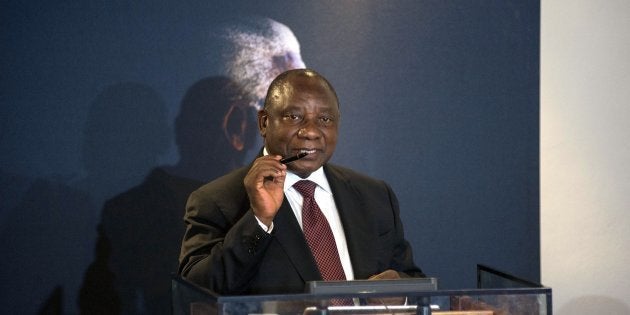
<box><xmin>280</xmin><ymin>152</ymin><xmax>309</xmax><ymax>164</ymax></box>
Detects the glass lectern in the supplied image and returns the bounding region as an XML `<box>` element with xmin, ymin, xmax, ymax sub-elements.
<box><xmin>172</xmin><ymin>265</ymin><xmax>551</xmax><ymax>315</ymax></box>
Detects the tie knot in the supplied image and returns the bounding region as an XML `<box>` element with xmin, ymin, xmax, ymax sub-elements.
<box><xmin>293</xmin><ymin>180</ymin><xmax>316</xmax><ymax>198</ymax></box>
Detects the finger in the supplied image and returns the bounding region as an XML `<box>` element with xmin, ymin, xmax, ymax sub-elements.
<box><xmin>251</xmin><ymin>156</ymin><xmax>286</xmax><ymax>173</ymax></box>
<box><xmin>250</xmin><ymin>163</ymin><xmax>285</xmax><ymax>180</ymax></box>
<box><xmin>272</xmin><ymin>170</ymin><xmax>287</xmax><ymax>185</ymax></box>
<box><xmin>368</xmin><ymin>269</ymin><xmax>400</xmax><ymax>280</ymax></box>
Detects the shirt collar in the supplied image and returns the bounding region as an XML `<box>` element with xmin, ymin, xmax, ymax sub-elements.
<box><xmin>285</xmin><ymin>167</ymin><xmax>331</xmax><ymax>194</ymax></box>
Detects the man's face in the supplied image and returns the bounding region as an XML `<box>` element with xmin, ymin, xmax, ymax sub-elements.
<box><xmin>259</xmin><ymin>75</ymin><xmax>339</xmax><ymax>178</ymax></box>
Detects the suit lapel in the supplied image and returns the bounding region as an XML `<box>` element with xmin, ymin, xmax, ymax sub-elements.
<box><xmin>272</xmin><ymin>197</ymin><xmax>321</xmax><ymax>282</ymax></box>
<box><xmin>325</xmin><ymin>165</ymin><xmax>377</xmax><ymax>279</ymax></box>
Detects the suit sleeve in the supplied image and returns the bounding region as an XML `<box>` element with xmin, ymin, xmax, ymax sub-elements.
<box><xmin>178</xmin><ymin>189</ymin><xmax>272</xmax><ymax>294</ymax></box>
<box><xmin>383</xmin><ymin>182</ymin><xmax>426</xmax><ymax>278</ymax></box>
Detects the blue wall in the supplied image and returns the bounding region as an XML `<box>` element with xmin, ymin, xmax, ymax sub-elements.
<box><xmin>1</xmin><ymin>1</ymin><xmax>539</xmax><ymax>314</ymax></box>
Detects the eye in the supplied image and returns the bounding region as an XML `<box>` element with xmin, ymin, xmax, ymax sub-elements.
<box><xmin>282</xmin><ymin>113</ymin><xmax>303</xmax><ymax>124</ymax></box>
<box><xmin>319</xmin><ymin>115</ymin><xmax>336</xmax><ymax>125</ymax></box>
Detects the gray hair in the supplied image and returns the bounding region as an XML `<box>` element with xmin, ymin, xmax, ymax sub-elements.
<box><xmin>220</xmin><ymin>17</ymin><xmax>304</xmax><ymax>108</ymax></box>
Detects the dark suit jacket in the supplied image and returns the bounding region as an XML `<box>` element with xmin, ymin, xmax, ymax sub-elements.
<box><xmin>178</xmin><ymin>162</ymin><xmax>424</xmax><ymax>295</ymax></box>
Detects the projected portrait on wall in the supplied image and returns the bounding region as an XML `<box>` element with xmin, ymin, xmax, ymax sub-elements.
<box><xmin>218</xmin><ymin>17</ymin><xmax>306</xmax><ymax>160</ymax></box>
<box><xmin>79</xmin><ymin>17</ymin><xmax>306</xmax><ymax>315</ymax></box>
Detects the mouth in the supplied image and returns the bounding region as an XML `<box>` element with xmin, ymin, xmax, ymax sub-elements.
<box><xmin>298</xmin><ymin>149</ymin><xmax>317</xmax><ymax>155</ymax></box>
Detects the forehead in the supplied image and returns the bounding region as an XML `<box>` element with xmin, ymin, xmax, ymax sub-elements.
<box><xmin>269</xmin><ymin>76</ymin><xmax>338</xmax><ymax>111</ymax></box>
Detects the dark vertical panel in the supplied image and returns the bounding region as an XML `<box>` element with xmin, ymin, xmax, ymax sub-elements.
<box><xmin>0</xmin><ymin>1</ymin><xmax>539</xmax><ymax>313</ymax></box>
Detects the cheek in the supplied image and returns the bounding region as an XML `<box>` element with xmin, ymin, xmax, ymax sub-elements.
<box><xmin>326</xmin><ymin>127</ymin><xmax>339</xmax><ymax>141</ymax></box>
<box><xmin>324</xmin><ymin>131</ymin><xmax>338</xmax><ymax>149</ymax></box>
<box><xmin>267</xmin><ymin>127</ymin><xmax>296</xmax><ymax>149</ymax></box>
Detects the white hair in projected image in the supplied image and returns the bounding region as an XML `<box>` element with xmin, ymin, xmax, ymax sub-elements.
<box><xmin>220</xmin><ymin>17</ymin><xmax>306</xmax><ymax>109</ymax></box>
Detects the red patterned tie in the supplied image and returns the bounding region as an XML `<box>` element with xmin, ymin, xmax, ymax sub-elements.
<box><xmin>293</xmin><ymin>180</ymin><xmax>347</xmax><ymax>281</ymax></box>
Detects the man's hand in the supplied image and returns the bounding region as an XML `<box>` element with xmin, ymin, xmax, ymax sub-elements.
<box><xmin>244</xmin><ymin>155</ymin><xmax>287</xmax><ymax>227</ymax></box>
<box><xmin>368</xmin><ymin>269</ymin><xmax>401</xmax><ymax>281</ymax></box>
<box><xmin>367</xmin><ymin>269</ymin><xmax>406</xmax><ymax>306</ymax></box>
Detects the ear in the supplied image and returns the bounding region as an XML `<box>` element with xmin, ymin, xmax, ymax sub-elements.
<box><xmin>222</xmin><ymin>104</ymin><xmax>247</xmax><ymax>151</ymax></box>
<box><xmin>230</xmin><ymin>135</ymin><xmax>244</xmax><ymax>151</ymax></box>
<box><xmin>257</xmin><ymin>109</ymin><xmax>268</xmax><ymax>138</ymax></box>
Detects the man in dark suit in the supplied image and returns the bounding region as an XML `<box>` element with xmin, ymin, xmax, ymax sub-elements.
<box><xmin>178</xmin><ymin>68</ymin><xmax>424</xmax><ymax>295</ymax></box>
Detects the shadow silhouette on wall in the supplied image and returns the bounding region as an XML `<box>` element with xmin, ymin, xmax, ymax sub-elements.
<box><xmin>0</xmin><ymin>176</ymin><xmax>95</xmax><ymax>315</ymax></box>
<box><xmin>0</xmin><ymin>82</ymin><xmax>170</xmax><ymax>315</ymax></box>
<box><xmin>77</xmin><ymin>83</ymin><xmax>171</xmax><ymax>204</ymax></box>
<box><xmin>78</xmin><ymin>77</ymin><xmax>257</xmax><ymax>314</ymax></box>
<box><xmin>78</xmin><ymin>17</ymin><xmax>306</xmax><ymax>313</ymax></box>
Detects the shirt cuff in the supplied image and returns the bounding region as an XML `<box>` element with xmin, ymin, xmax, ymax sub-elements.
<box><xmin>255</xmin><ymin>216</ymin><xmax>274</xmax><ymax>233</ymax></box>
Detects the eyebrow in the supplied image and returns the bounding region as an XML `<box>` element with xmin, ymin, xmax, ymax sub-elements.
<box><xmin>283</xmin><ymin>101</ymin><xmax>338</xmax><ymax>110</ymax></box>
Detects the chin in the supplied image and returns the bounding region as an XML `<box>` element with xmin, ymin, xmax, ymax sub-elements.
<box><xmin>290</xmin><ymin>164</ymin><xmax>319</xmax><ymax>177</ymax></box>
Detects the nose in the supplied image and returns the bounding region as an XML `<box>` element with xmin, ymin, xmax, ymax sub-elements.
<box><xmin>297</xmin><ymin>119</ymin><xmax>321</xmax><ymax>139</ymax></box>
